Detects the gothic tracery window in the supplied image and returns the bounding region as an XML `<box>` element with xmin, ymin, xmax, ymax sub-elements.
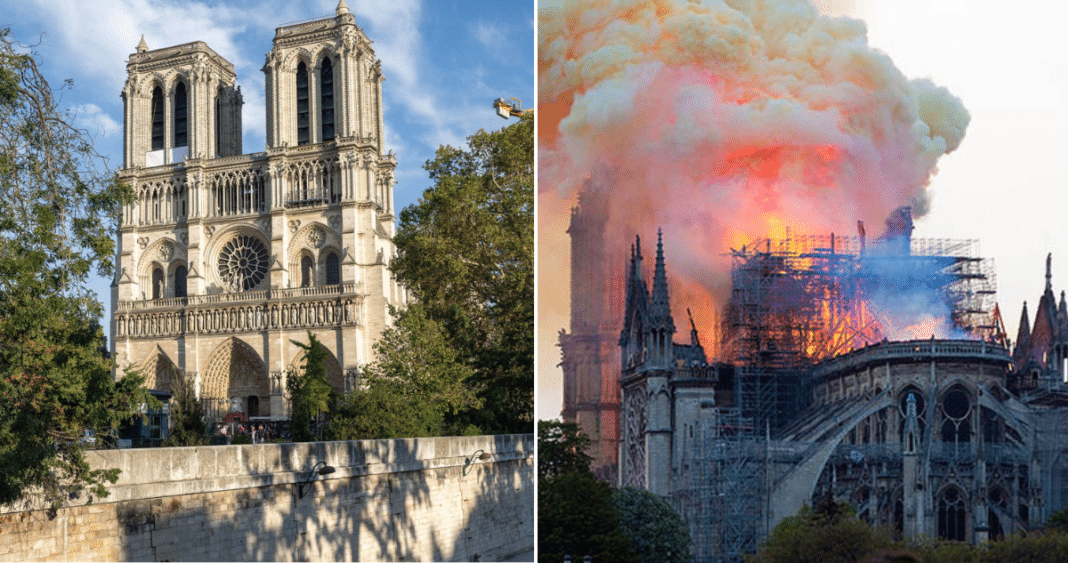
<box><xmin>218</xmin><ymin>234</ymin><xmax>269</xmax><ymax>292</ymax></box>
<box><xmin>938</xmin><ymin>487</ymin><xmax>967</xmax><ymax>541</ymax></box>
<box><xmin>940</xmin><ymin>386</ymin><xmax>971</xmax><ymax>444</ymax></box>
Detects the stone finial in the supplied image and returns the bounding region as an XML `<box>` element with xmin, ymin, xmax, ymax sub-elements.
<box><xmin>336</xmin><ymin>0</ymin><xmax>350</xmax><ymax>15</ymax></box>
<box><xmin>136</xmin><ymin>34</ymin><xmax>149</xmax><ymax>53</ymax></box>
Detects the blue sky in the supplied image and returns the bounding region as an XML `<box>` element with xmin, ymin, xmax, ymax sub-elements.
<box><xmin>1</xmin><ymin>0</ymin><xmax>535</xmax><ymax>344</ymax></box>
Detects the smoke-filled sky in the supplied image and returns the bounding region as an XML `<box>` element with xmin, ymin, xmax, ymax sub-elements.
<box><xmin>537</xmin><ymin>0</ymin><xmax>1068</xmax><ymax>421</ymax></box>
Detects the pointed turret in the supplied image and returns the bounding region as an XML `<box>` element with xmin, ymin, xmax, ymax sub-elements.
<box><xmin>1014</xmin><ymin>301</ymin><xmax>1031</xmax><ymax>364</ymax></box>
<box><xmin>620</xmin><ymin>234</ymin><xmax>653</xmax><ymax>373</ymax></box>
<box><xmin>136</xmin><ymin>35</ymin><xmax>149</xmax><ymax>54</ymax></box>
<box><xmin>336</xmin><ymin>0</ymin><xmax>351</xmax><ymax>16</ymax></box>
<box><xmin>650</xmin><ymin>229</ymin><xmax>675</xmax><ymax>332</ymax></box>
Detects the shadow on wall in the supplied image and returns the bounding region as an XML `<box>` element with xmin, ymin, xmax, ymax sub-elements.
<box><xmin>121</xmin><ymin>435</ymin><xmax>533</xmax><ymax>561</ymax></box>
<box><xmin>0</xmin><ymin>435</ymin><xmax>533</xmax><ymax>562</ymax></box>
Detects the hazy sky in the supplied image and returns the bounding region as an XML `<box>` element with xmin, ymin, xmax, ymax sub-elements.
<box><xmin>537</xmin><ymin>0</ymin><xmax>1068</xmax><ymax>421</ymax></box>
<box><xmin>1</xmin><ymin>0</ymin><xmax>534</xmax><ymax>345</ymax></box>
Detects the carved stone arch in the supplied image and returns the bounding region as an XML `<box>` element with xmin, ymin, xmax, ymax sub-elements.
<box><xmin>169</xmin><ymin>71</ymin><xmax>190</xmax><ymax>96</ymax></box>
<box><xmin>143</xmin><ymin>74</ymin><xmax>167</xmax><ymax>97</ymax></box>
<box><xmin>313</xmin><ymin>45</ymin><xmax>339</xmax><ymax>67</ymax></box>
<box><xmin>288</xmin><ymin>342</ymin><xmax>345</xmax><ymax>394</ymax></box>
<box><xmin>139</xmin><ymin>346</ymin><xmax>180</xmax><ymax>393</ymax></box>
<box><xmin>202</xmin><ymin>337</ymin><xmax>270</xmax><ymax>413</ymax></box>
<box><xmin>157</xmin><ymin>68</ymin><xmax>188</xmax><ymax>93</ymax></box>
<box><xmin>282</xmin><ymin>48</ymin><xmax>316</xmax><ymax>73</ymax></box>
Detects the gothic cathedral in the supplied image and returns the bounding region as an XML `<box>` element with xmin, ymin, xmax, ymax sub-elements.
<box><xmin>110</xmin><ymin>1</ymin><xmax>404</xmax><ymax>419</ymax></box>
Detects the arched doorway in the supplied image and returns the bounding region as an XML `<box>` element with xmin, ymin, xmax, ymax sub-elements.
<box><xmin>202</xmin><ymin>337</ymin><xmax>269</xmax><ymax>419</ymax></box>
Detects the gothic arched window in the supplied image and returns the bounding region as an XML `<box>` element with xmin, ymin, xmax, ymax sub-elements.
<box><xmin>325</xmin><ymin>252</ymin><xmax>339</xmax><ymax>285</ymax></box>
<box><xmin>301</xmin><ymin>255</ymin><xmax>314</xmax><ymax>287</ymax></box>
<box><xmin>940</xmin><ymin>386</ymin><xmax>971</xmax><ymax>444</ymax></box>
<box><xmin>938</xmin><ymin>487</ymin><xmax>967</xmax><ymax>541</ymax></box>
<box><xmin>320</xmin><ymin>58</ymin><xmax>334</xmax><ymax>142</ymax></box>
<box><xmin>296</xmin><ymin>62</ymin><xmax>310</xmax><ymax>146</ymax></box>
<box><xmin>151</xmin><ymin>86</ymin><xmax>164</xmax><ymax>151</ymax></box>
<box><xmin>175</xmin><ymin>265</ymin><xmax>187</xmax><ymax>298</ymax></box>
<box><xmin>173</xmin><ymin>82</ymin><xmax>188</xmax><ymax>147</ymax></box>
<box><xmin>152</xmin><ymin>267</ymin><xmax>165</xmax><ymax>300</ymax></box>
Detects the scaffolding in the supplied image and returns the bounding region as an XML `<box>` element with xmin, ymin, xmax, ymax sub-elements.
<box><xmin>720</xmin><ymin>230</ymin><xmax>998</xmax><ymax>430</ymax></box>
<box><xmin>693</xmin><ymin>228</ymin><xmax>999</xmax><ymax>562</ymax></box>
<box><xmin>684</xmin><ymin>408</ymin><xmax>767</xmax><ymax>563</ymax></box>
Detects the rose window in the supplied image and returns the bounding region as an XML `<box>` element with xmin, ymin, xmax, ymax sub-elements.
<box><xmin>218</xmin><ymin>234</ymin><xmax>269</xmax><ymax>291</ymax></box>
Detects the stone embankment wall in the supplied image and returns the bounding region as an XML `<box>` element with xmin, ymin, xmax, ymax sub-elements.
<box><xmin>0</xmin><ymin>434</ymin><xmax>533</xmax><ymax>562</ymax></box>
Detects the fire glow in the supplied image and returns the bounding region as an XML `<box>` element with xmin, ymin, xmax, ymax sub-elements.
<box><xmin>539</xmin><ymin>0</ymin><xmax>972</xmax><ymax>360</ymax></box>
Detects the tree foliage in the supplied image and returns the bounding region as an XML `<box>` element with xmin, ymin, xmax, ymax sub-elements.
<box><xmin>538</xmin><ymin>420</ymin><xmax>638</xmax><ymax>563</ymax></box>
<box><xmin>751</xmin><ymin>498</ymin><xmax>892</xmax><ymax>563</ymax></box>
<box><xmin>539</xmin><ymin>471</ymin><xmax>639</xmax><ymax>563</ymax></box>
<box><xmin>287</xmin><ymin>332</ymin><xmax>334</xmax><ymax>442</ymax></box>
<box><xmin>752</xmin><ymin>497</ymin><xmax>1068</xmax><ymax>563</ymax></box>
<box><xmin>611</xmin><ymin>487</ymin><xmax>693</xmax><ymax>563</ymax></box>
<box><xmin>390</xmin><ymin>113</ymin><xmax>533</xmax><ymax>435</ymax></box>
<box><xmin>328</xmin><ymin>305</ymin><xmax>480</xmax><ymax>439</ymax></box>
<box><xmin>0</xmin><ymin>28</ymin><xmax>146</xmax><ymax>514</ymax></box>
<box><xmin>162</xmin><ymin>371</ymin><xmax>206</xmax><ymax>447</ymax></box>
<box><xmin>538</xmin><ymin>420</ymin><xmax>593</xmax><ymax>480</ymax></box>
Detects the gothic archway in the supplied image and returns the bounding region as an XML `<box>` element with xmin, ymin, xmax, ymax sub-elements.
<box><xmin>203</xmin><ymin>337</ymin><xmax>269</xmax><ymax>416</ymax></box>
<box><xmin>140</xmin><ymin>348</ymin><xmax>179</xmax><ymax>393</ymax></box>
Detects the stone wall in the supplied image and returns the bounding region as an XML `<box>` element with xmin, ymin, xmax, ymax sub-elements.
<box><xmin>0</xmin><ymin>434</ymin><xmax>533</xmax><ymax>562</ymax></box>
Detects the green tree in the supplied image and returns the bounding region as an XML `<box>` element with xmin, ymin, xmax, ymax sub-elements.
<box><xmin>538</xmin><ymin>420</ymin><xmax>593</xmax><ymax>480</ymax></box>
<box><xmin>328</xmin><ymin>305</ymin><xmax>480</xmax><ymax>439</ymax></box>
<box><xmin>1049</xmin><ymin>506</ymin><xmax>1068</xmax><ymax>530</ymax></box>
<box><xmin>162</xmin><ymin>371</ymin><xmax>206</xmax><ymax>447</ymax></box>
<box><xmin>287</xmin><ymin>332</ymin><xmax>333</xmax><ymax>442</ymax></box>
<box><xmin>390</xmin><ymin>113</ymin><xmax>533</xmax><ymax>435</ymax></box>
<box><xmin>751</xmin><ymin>497</ymin><xmax>893</xmax><ymax>563</ymax></box>
<box><xmin>538</xmin><ymin>419</ymin><xmax>637</xmax><ymax>563</ymax></box>
<box><xmin>0</xmin><ymin>28</ymin><xmax>147</xmax><ymax>514</ymax></box>
<box><xmin>611</xmin><ymin>487</ymin><xmax>693</xmax><ymax>563</ymax></box>
<box><xmin>540</xmin><ymin>471</ymin><xmax>639</xmax><ymax>563</ymax></box>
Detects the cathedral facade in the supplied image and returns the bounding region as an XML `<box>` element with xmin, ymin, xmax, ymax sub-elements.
<box><xmin>110</xmin><ymin>1</ymin><xmax>404</xmax><ymax>419</ymax></box>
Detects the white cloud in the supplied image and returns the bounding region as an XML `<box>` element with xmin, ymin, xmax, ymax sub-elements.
<box><xmin>71</xmin><ymin>103</ymin><xmax>121</xmax><ymax>139</ymax></box>
<box><xmin>474</xmin><ymin>22</ymin><xmax>506</xmax><ymax>48</ymax></box>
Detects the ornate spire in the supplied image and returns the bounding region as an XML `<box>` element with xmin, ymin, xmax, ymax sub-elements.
<box><xmin>1047</xmin><ymin>253</ymin><xmax>1053</xmax><ymax>292</ymax></box>
<box><xmin>634</xmin><ymin>234</ymin><xmax>643</xmax><ymax>280</ymax></box>
<box><xmin>336</xmin><ymin>0</ymin><xmax>350</xmax><ymax>16</ymax></box>
<box><xmin>650</xmin><ymin>229</ymin><xmax>675</xmax><ymax>332</ymax></box>
<box><xmin>136</xmin><ymin>34</ymin><xmax>149</xmax><ymax>53</ymax></box>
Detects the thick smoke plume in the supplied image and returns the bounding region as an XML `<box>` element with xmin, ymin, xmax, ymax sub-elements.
<box><xmin>539</xmin><ymin>0</ymin><xmax>970</xmax><ymax>355</ymax></box>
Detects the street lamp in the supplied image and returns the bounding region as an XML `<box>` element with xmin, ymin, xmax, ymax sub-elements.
<box><xmin>297</xmin><ymin>460</ymin><xmax>335</xmax><ymax>499</ymax></box>
<box><xmin>462</xmin><ymin>449</ymin><xmax>492</xmax><ymax>477</ymax></box>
